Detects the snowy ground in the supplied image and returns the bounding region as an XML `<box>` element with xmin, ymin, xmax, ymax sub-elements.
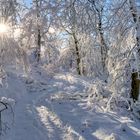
<box><xmin>0</xmin><ymin>68</ymin><xmax>140</xmax><ymax>140</ymax></box>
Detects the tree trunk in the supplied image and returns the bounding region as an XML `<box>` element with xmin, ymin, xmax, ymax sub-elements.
<box><xmin>71</xmin><ymin>0</ymin><xmax>81</xmax><ymax>75</ymax></box>
<box><xmin>36</xmin><ymin>28</ymin><xmax>41</xmax><ymax>62</ymax></box>
<box><xmin>34</xmin><ymin>0</ymin><xmax>41</xmax><ymax>62</ymax></box>
<box><xmin>73</xmin><ymin>33</ymin><xmax>81</xmax><ymax>75</ymax></box>
<box><xmin>88</xmin><ymin>0</ymin><xmax>108</xmax><ymax>73</ymax></box>
<box><xmin>129</xmin><ymin>0</ymin><xmax>140</xmax><ymax>100</ymax></box>
<box><xmin>131</xmin><ymin>72</ymin><xmax>140</xmax><ymax>100</ymax></box>
<box><xmin>98</xmin><ymin>17</ymin><xmax>108</xmax><ymax>73</ymax></box>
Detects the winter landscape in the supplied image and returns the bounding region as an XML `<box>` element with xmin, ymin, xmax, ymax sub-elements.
<box><xmin>0</xmin><ymin>0</ymin><xmax>140</xmax><ymax>140</ymax></box>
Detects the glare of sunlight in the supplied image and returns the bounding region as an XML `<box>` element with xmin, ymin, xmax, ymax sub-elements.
<box><xmin>0</xmin><ymin>23</ymin><xmax>9</xmax><ymax>34</ymax></box>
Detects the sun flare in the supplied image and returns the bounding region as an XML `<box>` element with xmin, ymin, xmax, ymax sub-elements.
<box><xmin>0</xmin><ymin>23</ymin><xmax>9</xmax><ymax>33</ymax></box>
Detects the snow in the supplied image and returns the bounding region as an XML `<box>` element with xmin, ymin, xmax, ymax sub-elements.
<box><xmin>0</xmin><ymin>68</ymin><xmax>140</xmax><ymax>140</ymax></box>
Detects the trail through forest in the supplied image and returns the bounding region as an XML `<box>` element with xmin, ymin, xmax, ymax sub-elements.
<box><xmin>0</xmin><ymin>69</ymin><xmax>140</xmax><ymax>140</ymax></box>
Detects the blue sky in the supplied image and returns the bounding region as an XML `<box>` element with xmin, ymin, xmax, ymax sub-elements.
<box><xmin>24</xmin><ymin>0</ymin><xmax>32</xmax><ymax>7</ymax></box>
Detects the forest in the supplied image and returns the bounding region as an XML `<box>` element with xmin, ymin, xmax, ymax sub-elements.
<box><xmin>0</xmin><ymin>0</ymin><xmax>140</xmax><ymax>140</ymax></box>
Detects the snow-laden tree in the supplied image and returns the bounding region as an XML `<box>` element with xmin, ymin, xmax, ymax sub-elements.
<box><xmin>0</xmin><ymin>0</ymin><xmax>29</xmax><ymax>81</ymax></box>
<box><xmin>85</xmin><ymin>0</ymin><xmax>108</xmax><ymax>76</ymax></box>
<box><xmin>58</xmin><ymin>0</ymin><xmax>82</xmax><ymax>75</ymax></box>
<box><xmin>0</xmin><ymin>0</ymin><xmax>139</xmax><ymax>111</ymax></box>
<box><xmin>19</xmin><ymin>0</ymin><xmax>60</xmax><ymax>64</ymax></box>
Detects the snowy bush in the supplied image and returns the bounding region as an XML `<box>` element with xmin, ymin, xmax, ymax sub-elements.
<box><xmin>131</xmin><ymin>101</ymin><xmax>140</xmax><ymax>119</ymax></box>
<box><xmin>83</xmin><ymin>75</ymin><xmax>132</xmax><ymax>113</ymax></box>
<box><xmin>85</xmin><ymin>79</ymin><xmax>111</xmax><ymax>111</ymax></box>
<box><xmin>0</xmin><ymin>97</ymin><xmax>15</xmax><ymax>135</ymax></box>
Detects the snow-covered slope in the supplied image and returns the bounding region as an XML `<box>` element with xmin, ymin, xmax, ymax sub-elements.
<box><xmin>0</xmin><ymin>69</ymin><xmax>140</xmax><ymax>140</ymax></box>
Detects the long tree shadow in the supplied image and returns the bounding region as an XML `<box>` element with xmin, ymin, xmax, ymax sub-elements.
<box><xmin>30</xmin><ymin>72</ymin><xmax>140</xmax><ymax>140</ymax></box>
<box><xmin>34</xmin><ymin>98</ymin><xmax>99</xmax><ymax>140</ymax></box>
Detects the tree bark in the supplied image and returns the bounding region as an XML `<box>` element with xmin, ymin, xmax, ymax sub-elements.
<box><xmin>36</xmin><ymin>28</ymin><xmax>41</xmax><ymax>62</ymax></box>
<box><xmin>71</xmin><ymin>0</ymin><xmax>81</xmax><ymax>75</ymax></box>
<box><xmin>34</xmin><ymin>0</ymin><xmax>41</xmax><ymax>62</ymax></box>
<box><xmin>73</xmin><ymin>33</ymin><xmax>81</xmax><ymax>75</ymax></box>
<box><xmin>129</xmin><ymin>0</ymin><xmax>140</xmax><ymax>100</ymax></box>
<box><xmin>98</xmin><ymin>16</ymin><xmax>108</xmax><ymax>72</ymax></box>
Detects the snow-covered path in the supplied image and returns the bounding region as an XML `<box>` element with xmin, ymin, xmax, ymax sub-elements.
<box><xmin>0</xmin><ymin>72</ymin><xmax>50</xmax><ymax>140</ymax></box>
<box><xmin>1</xmin><ymin>72</ymin><xmax>140</xmax><ymax>140</ymax></box>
